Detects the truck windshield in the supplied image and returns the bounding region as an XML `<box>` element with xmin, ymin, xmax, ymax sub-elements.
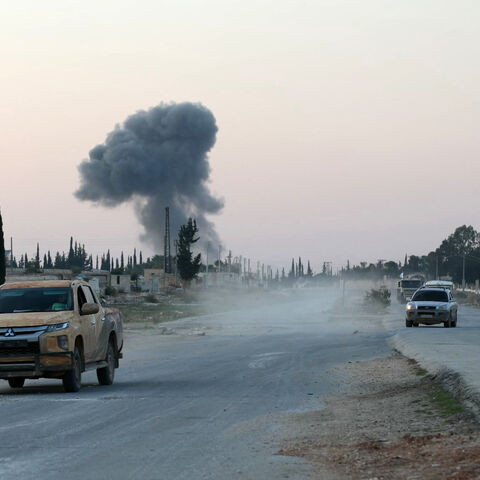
<box><xmin>412</xmin><ymin>290</ymin><xmax>448</xmax><ymax>302</ymax></box>
<box><xmin>0</xmin><ymin>287</ymin><xmax>74</xmax><ymax>313</ymax></box>
<box><xmin>402</xmin><ymin>280</ymin><xmax>423</xmax><ymax>288</ymax></box>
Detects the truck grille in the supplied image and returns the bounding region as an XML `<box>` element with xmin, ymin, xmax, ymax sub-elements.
<box><xmin>0</xmin><ymin>340</ymin><xmax>39</xmax><ymax>356</ymax></box>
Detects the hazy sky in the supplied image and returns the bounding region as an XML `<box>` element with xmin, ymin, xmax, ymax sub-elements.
<box><xmin>1</xmin><ymin>0</ymin><xmax>479</xmax><ymax>272</ymax></box>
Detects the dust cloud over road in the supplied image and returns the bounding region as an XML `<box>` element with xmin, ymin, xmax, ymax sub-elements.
<box><xmin>0</xmin><ymin>286</ymin><xmax>395</xmax><ymax>479</ymax></box>
<box><xmin>13</xmin><ymin>288</ymin><xmax>474</xmax><ymax>480</ymax></box>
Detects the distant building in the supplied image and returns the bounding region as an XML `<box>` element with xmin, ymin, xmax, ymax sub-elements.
<box><xmin>5</xmin><ymin>250</ymin><xmax>11</xmax><ymax>266</ymax></box>
<box><xmin>143</xmin><ymin>269</ymin><xmax>165</xmax><ymax>282</ymax></box>
<box><xmin>111</xmin><ymin>274</ymin><xmax>131</xmax><ymax>292</ymax></box>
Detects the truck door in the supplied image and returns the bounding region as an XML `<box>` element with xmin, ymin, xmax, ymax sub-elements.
<box><xmin>83</xmin><ymin>285</ymin><xmax>106</xmax><ymax>362</ymax></box>
<box><xmin>77</xmin><ymin>286</ymin><xmax>97</xmax><ymax>363</ymax></box>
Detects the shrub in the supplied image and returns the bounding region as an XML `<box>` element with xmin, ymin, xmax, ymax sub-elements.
<box><xmin>364</xmin><ymin>286</ymin><xmax>391</xmax><ymax>310</ymax></box>
<box><xmin>144</xmin><ymin>294</ymin><xmax>158</xmax><ymax>303</ymax></box>
<box><xmin>104</xmin><ymin>285</ymin><xmax>117</xmax><ymax>297</ymax></box>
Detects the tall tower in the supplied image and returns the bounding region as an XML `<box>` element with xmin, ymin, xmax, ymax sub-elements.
<box><xmin>164</xmin><ymin>207</ymin><xmax>171</xmax><ymax>274</ymax></box>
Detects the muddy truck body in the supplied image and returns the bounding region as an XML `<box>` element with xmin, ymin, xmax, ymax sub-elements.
<box><xmin>0</xmin><ymin>280</ymin><xmax>123</xmax><ymax>392</ymax></box>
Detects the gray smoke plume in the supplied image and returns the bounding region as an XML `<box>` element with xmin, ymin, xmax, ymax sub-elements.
<box><xmin>75</xmin><ymin>102</ymin><xmax>223</xmax><ymax>251</ymax></box>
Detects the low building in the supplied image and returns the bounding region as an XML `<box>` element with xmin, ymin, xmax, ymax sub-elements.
<box><xmin>143</xmin><ymin>269</ymin><xmax>165</xmax><ymax>282</ymax></box>
<box><xmin>111</xmin><ymin>274</ymin><xmax>131</xmax><ymax>293</ymax></box>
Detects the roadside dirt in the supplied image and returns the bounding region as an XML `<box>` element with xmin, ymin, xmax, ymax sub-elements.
<box><xmin>278</xmin><ymin>355</ymin><xmax>480</xmax><ymax>480</ymax></box>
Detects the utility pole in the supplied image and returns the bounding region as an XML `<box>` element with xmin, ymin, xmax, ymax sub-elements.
<box><xmin>174</xmin><ymin>240</ymin><xmax>178</xmax><ymax>285</ymax></box>
<box><xmin>206</xmin><ymin>242</ymin><xmax>210</xmax><ymax>275</ymax></box>
<box><xmin>164</xmin><ymin>207</ymin><xmax>171</xmax><ymax>274</ymax></box>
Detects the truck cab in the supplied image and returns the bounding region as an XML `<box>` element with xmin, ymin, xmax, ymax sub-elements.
<box><xmin>0</xmin><ymin>280</ymin><xmax>123</xmax><ymax>392</ymax></box>
<box><xmin>397</xmin><ymin>278</ymin><xmax>425</xmax><ymax>303</ymax></box>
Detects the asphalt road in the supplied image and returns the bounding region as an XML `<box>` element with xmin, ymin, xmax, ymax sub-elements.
<box><xmin>385</xmin><ymin>297</ymin><xmax>480</xmax><ymax>408</ymax></box>
<box><xmin>0</xmin><ymin>289</ymin><xmax>392</xmax><ymax>480</ymax></box>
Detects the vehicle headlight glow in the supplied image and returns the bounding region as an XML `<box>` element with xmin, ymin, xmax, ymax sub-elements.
<box><xmin>406</xmin><ymin>303</ymin><xmax>415</xmax><ymax>311</ymax></box>
<box><xmin>45</xmin><ymin>322</ymin><xmax>70</xmax><ymax>332</ymax></box>
<box><xmin>437</xmin><ymin>304</ymin><xmax>448</xmax><ymax>311</ymax></box>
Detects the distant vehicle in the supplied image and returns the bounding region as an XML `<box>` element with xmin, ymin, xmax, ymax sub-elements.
<box><xmin>0</xmin><ymin>280</ymin><xmax>123</xmax><ymax>392</ymax></box>
<box><xmin>405</xmin><ymin>287</ymin><xmax>458</xmax><ymax>328</ymax></box>
<box><xmin>397</xmin><ymin>276</ymin><xmax>425</xmax><ymax>303</ymax></box>
<box><xmin>424</xmin><ymin>280</ymin><xmax>454</xmax><ymax>290</ymax></box>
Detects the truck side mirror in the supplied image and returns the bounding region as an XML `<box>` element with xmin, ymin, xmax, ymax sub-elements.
<box><xmin>81</xmin><ymin>303</ymin><xmax>100</xmax><ymax>315</ymax></box>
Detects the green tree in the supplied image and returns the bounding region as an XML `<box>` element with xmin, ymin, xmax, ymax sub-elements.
<box><xmin>0</xmin><ymin>211</ymin><xmax>5</xmax><ymax>285</ymax></box>
<box><xmin>289</xmin><ymin>258</ymin><xmax>295</xmax><ymax>278</ymax></box>
<box><xmin>35</xmin><ymin>243</ymin><xmax>40</xmax><ymax>271</ymax></box>
<box><xmin>307</xmin><ymin>261</ymin><xmax>313</xmax><ymax>277</ymax></box>
<box><xmin>176</xmin><ymin>218</ymin><xmax>201</xmax><ymax>285</ymax></box>
<box><xmin>438</xmin><ymin>225</ymin><xmax>480</xmax><ymax>283</ymax></box>
<box><xmin>67</xmin><ymin>237</ymin><xmax>74</xmax><ymax>267</ymax></box>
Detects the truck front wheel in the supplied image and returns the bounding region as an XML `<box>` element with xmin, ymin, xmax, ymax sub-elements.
<box><xmin>97</xmin><ymin>340</ymin><xmax>115</xmax><ymax>386</ymax></box>
<box><xmin>63</xmin><ymin>346</ymin><xmax>82</xmax><ymax>392</ymax></box>
<box><xmin>8</xmin><ymin>377</ymin><xmax>25</xmax><ymax>388</ymax></box>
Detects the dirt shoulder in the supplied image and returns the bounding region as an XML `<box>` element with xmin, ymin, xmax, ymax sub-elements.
<box><xmin>278</xmin><ymin>355</ymin><xmax>480</xmax><ymax>480</ymax></box>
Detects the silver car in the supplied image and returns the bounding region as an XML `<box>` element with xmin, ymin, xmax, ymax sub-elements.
<box><xmin>405</xmin><ymin>287</ymin><xmax>458</xmax><ymax>328</ymax></box>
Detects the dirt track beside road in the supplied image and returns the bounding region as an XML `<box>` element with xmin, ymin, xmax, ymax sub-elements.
<box><xmin>279</xmin><ymin>354</ymin><xmax>480</xmax><ymax>479</ymax></box>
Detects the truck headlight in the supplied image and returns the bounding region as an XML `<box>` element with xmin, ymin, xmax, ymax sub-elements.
<box><xmin>406</xmin><ymin>303</ymin><xmax>416</xmax><ymax>311</ymax></box>
<box><xmin>46</xmin><ymin>322</ymin><xmax>70</xmax><ymax>332</ymax></box>
<box><xmin>437</xmin><ymin>305</ymin><xmax>448</xmax><ymax>311</ymax></box>
<box><xmin>57</xmin><ymin>335</ymin><xmax>69</xmax><ymax>350</ymax></box>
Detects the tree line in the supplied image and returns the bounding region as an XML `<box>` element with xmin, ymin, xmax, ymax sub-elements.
<box><xmin>342</xmin><ymin>225</ymin><xmax>480</xmax><ymax>284</ymax></box>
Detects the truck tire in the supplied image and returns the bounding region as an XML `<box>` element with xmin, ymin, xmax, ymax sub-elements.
<box><xmin>97</xmin><ymin>340</ymin><xmax>115</xmax><ymax>386</ymax></box>
<box><xmin>63</xmin><ymin>346</ymin><xmax>82</xmax><ymax>392</ymax></box>
<box><xmin>406</xmin><ymin>319</ymin><xmax>413</xmax><ymax>327</ymax></box>
<box><xmin>8</xmin><ymin>377</ymin><xmax>25</xmax><ymax>388</ymax></box>
<box><xmin>444</xmin><ymin>315</ymin><xmax>452</xmax><ymax>328</ymax></box>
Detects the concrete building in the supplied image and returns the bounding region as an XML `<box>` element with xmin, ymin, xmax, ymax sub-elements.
<box><xmin>111</xmin><ymin>273</ymin><xmax>131</xmax><ymax>292</ymax></box>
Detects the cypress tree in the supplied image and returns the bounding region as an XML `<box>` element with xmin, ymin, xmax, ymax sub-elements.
<box><xmin>68</xmin><ymin>237</ymin><xmax>74</xmax><ymax>267</ymax></box>
<box><xmin>36</xmin><ymin>243</ymin><xmax>40</xmax><ymax>270</ymax></box>
<box><xmin>0</xmin><ymin>211</ymin><xmax>5</xmax><ymax>285</ymax></box>
<box><xmin>307</xmin><ymin>261</ymin><xmax>313</xmax><ymax>277</ymax></box>
<box><xmin>176</xmin><ymin>218</ymin><xmax>201</xmax><ymax>285</ymax></box>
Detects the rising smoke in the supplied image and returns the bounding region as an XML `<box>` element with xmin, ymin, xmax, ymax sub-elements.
<box><xmin>75</xmin><ymin>102</ymin><xmax>224</xmax><ymax>250</ymax></box>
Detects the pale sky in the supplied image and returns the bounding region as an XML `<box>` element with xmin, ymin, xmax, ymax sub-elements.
<box><xmin>1</xmin><ymin>0</ymin><xmax>479</xmax><ymax>272</ymax></box>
